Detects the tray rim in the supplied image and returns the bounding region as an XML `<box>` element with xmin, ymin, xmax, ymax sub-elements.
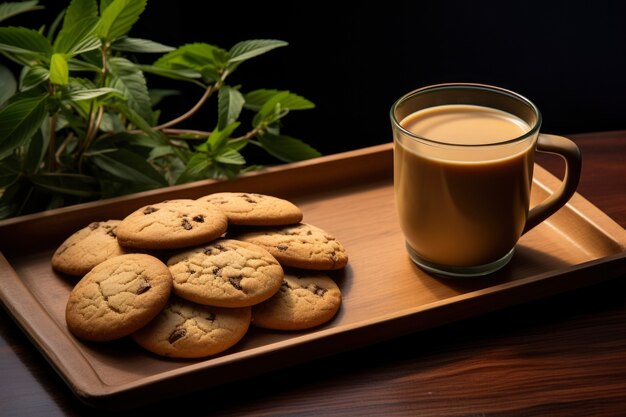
<box><xmin>1</xmin><ymin>143</ymin><xmax>625</xmax><ymax>408</ymax></box>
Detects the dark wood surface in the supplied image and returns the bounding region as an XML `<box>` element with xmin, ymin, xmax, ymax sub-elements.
<box><xmin>1</xmin><ymin>131</ymin><xmax>625</xmax><ymax>417</ymax></box>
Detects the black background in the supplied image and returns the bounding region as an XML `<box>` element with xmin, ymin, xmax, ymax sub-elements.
<box><xmin>8</xmin><ymin>1</ymin><xmax>626</xmax><ymax>157</ymax></box>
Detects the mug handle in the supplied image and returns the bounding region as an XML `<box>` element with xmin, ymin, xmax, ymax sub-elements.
<box><xmin>522</xmin><ymin>133</ymin><xmax>582</xmax><ymax>234</ymax></box>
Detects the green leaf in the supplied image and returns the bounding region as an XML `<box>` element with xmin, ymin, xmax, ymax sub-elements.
<box><xmin>228</xmin><ymin>39</ymin><xmax>287</xmax><ymax>65</ymax></box>
<box><xmin>108</xmin><ymin>57</ymin><xmax>152</xmax><ymax>122</ymax></box>
<box><xmin>91</xmin><ymin>148</ymin><xmax>167</xmax><ymax>187</ymax></box>
<box><xmin>63</xmin><ymin>0</ymin><xmax>98</xmax><ymax>30</ymax></box>
<box><xmin>214</xmin><ymin>164</ymin><xmax>241</xmax><ymax>181</ymax></box>
<box><xmin>19</xmin><ymin>65</ymin><xmax>49</xmax><ymax>91</ymax></box>
<box><xmin>252</xmin><ymin>98</ymin><xmax>287</xmax><ymax>128</ymax></box>
<box><xmin>67</xmin><ymin>57</ymin><xmax>101</xmax><ymax>72</ymax></box>
<box><xmin>137</xmin><ymin>64</ymin><xmax>204</xmax><ymax>87</ymax></box>
<box><xmin>97</xmin><ymin>0</ymin><xmax>147</xmax><ymax>42</ymax></box>
<box><xmin>53</xmin><ymin>16</ymin><xmax>100</xmax><ymax>55</ymax></box>
<box><xmin>123</xmin><ymin>131</ymin><xmax>167</xmax><ymax>148</ymax></box>
<box><xmin>0</xmin><ymin>26</ymin><xmax>51</xmax><ymax>59</ymax></box>
<box><xmin>206</xmin><ymin>122</ymin><xmax>240</xmax><ymax>152</ymax></box>
<box><xmin>111</xmin><ymin>37</ymin><xmax>175</xmax><ymax>53</ymax></box>
<box><xmin>147</xmin><ymin>145</ymin><xmax>174</xmax><ymax>160</ymax></box>
<box><xmin>29</xmin><ymin>173</ymin><xmax>99</xmax><ymax>197</ymax></box>
<box><xmin>257</xmin><ymin>133</ymin><xmax>321</xmax><ymax>163</ymax></box>
<box><xmin>49</xmin><ymin>53</ymin><xmax>69</xmax><ymax>85</ymax></box>
<box><xmin>0</xmin><ymin>156</ymin><xmax>20</xmax><ymax>187</ymax></box>
<box><xmin>244</xmin><ymin>89</ymin><xmax>315</xmax><ymax>112</ymax></box>
<box><xmin>217</xmin><ymin>86</ymin><xmax>244</xmax><ymax>130</ymax></box>
<box><xmin>0</xmin><ymin>64</ymin><xmax>17</xmax><ymax>105</ymax></box>
<box><xmin>0</xmin><ymin>1</ymin><xmax>44</xmax><ymax>23</ymax></box>
<box><xmin>98</xmin><ymin>110</ymin><xmax>125</xmax><ymax>132</ymax></box>
<box><xmin>175</xmin><ymin>153</ymin><xmax>211</xmax><ymax>185</ymax></box>
<box><xmin>154</xmin><ymin>43</ymin><xmax>229</xmax><ymax>83</ymax></box>
<box><xmin>77</xmin><ymin>48</ymin><xmax>101</xmax><ymax>67</ymax></box>
<box><xmin>54</xmin><ymin>0</ymin><xmax>100</xmax><ymax>56</ymax></box>
<box><xmin>250</xmin><ymin>90</ymin><xmax>316</xmax><ymax>128</ymax></box>
<box><xmin>99</xmin><ymin>0</ymin><xmax>114</xmax><ymax>13</ymax></box>
<box><xmin>112</xmin><ymin>101</ymin><xmax>156</xmax><ymax>135</ymax></box>
<box><xmin>24</xmin><ymin>127</ymin><xmax>49</xmax><ymax>173</ymax></box>
<box><xmin>64</xmin><ymin>87</ymin><xmax>122</xmax><ymax>101</ymax></box>
<box><xmin>0</xmin><ymin>93</ymin><xmax>48</xmax><ymax>160</ymax></box>
<box><xmin>155</xmin><ymin>43</ymin><xmax>229</xmax><ymax>69</ymax></box>
<box><xmin>215</xmin><ymin>148</ymin><xmax>245</xmax><ymax>165</ymax></box>
<box><xmin>148</xmin><ymin>88</ymin><xmax>179</xmax><ymax>106</ymax></box>
<box><xmin>224</xmin><ymin>138</ymin><xmax>247</xmax><ymax>153</ymax></box>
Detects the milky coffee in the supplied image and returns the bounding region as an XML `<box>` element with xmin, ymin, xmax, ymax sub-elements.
<box><xmin>394</xmin><ymin>104</ymin><xmax>535</xmax><ymax>267</ymax></box>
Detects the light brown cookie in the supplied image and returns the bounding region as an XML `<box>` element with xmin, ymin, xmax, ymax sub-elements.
<box><xmin>231</xmin><ymin>223</ymin><xmax>348</xmax><ymax>270</ymax></box>
<box><xmin>132</xmin><ymin>296</ymin><xmax>251</xmax><ymax>358</ymax></box>
<box><xmin>116</xmin><ymin>199</ymin><xmax>228</xmax><ymax>250</ymax></box>
<box><xmin>51</xmin><ymin>220</ymin><xmax>127</xmax><ymax>277</ymax></box>
<box><xmin>198</xmin><ymin>192</ymin><xmax>303</xmax><ymax>226</ymax></box>
<box><xmin>252</xmin><ymin>272</ymin><xmax>342</xmax><ymax>330</ymax></box>
<box><xmin>65</xmin><ymin>254</ymin><xmax>172</xmax><ymax>342</ymax></box>
<box><xmin>167</xmin><ymin>239</ymin><xmax>284</xmax><ymax>308</ymax></box>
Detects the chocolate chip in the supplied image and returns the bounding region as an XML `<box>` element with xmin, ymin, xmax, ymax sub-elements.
<box><xmin>143</xmin><ymin>206</ymin><xmax>159</xmax><ymax>214</ymax></box>
<box><xmin>192</xmin><ymin>215</ymin><xmax>204</xmax><ymax>223</ymax></box>
<box><xmin>88</xmin><ymin>222</ymin><xmax>100</xmax><ymax>230</ymax></box>
<box><xmin>311</xmin><ymin>284</ymin><xmax>327</xmax><ymax>297</ymax></box>
<box><xmin>136</xmin><ymin>278</ymin><xmax>151</xmax><ymax>294</ymax></box>
<box><xmin>106</xmin><ymin>227</ymin><xmax>117</xmax><ymax>238</ymax></box>
<box><xmin>168</xmin><ymin>328</ymin><xmax>186</xmax><ymax>344</ymax></box>
<box><xmin>212</xmin><ymin>266</ymin><xmax>222</xmax><ymax>277</ymax></box>
<box><xmin>205</xmin><ymin>244</ymin><xmax>227</xmax><ymax>255</ymax></box>
<box><xmin>229</xmin><ymin>276</ymin><xmax>243</xmax><ymax>291</ymax></box>
<box><xmin>276</xmin><ymin>244</ymin><xmax>288</xmax><ymax>251</ymax></box>
<box><xmin>307</xmin><ymin>230</ymin><xmax>313</xmax><ymax>235</ymax></box>
<box><xmin>182</xmin><ymin>218</ymin><xmax>192</xmax><ymax>230</ymax></box>
<box><xmin>206</xmin><ymin>312</ymin><xmax>216</xmax><ymax>321</ymax></box>
<box><xmin>240</xmin><ymin>193</ymin><xmax>257</xmax><ymax>204</ymax></box>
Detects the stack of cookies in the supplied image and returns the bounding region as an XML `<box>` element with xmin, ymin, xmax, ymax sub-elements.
<box><xmin>54</xmin><ymin>193</ymin><xmax>347</xmax><ymax>359</ymax></box>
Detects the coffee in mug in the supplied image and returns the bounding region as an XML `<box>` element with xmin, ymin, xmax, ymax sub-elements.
<box><xmin>391</xmin><ymin>84</ymin><xmax>581</xmax><ymax>277</ymax></box>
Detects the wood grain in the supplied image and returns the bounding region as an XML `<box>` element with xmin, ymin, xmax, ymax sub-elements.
<box><xmin>1</xmin><ymin>131</ymin><xmax>625</xmax><ymax>416</ymax></box>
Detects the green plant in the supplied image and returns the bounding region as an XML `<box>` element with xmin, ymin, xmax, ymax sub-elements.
<box><xmin>0</xmin><ymin>0</ymin><xmax>319</xmax><ymax>219</ymax></box>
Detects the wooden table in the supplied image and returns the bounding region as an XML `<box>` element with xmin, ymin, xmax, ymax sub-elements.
<box><xmin>1</xmin><ymin>131</ymin><xmax>625</xmax><ymax>416</ymax></box>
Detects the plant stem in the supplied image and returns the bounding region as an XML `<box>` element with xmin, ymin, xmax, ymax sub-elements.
<box><xmin>48</xmin><ymin>112</ymin><xmax>58</xmax><ymax>172</ymax></box>
<box><xmin>147</xmin><ymin>70</ymin><xmax>230</xmax><ymax>134</ymax></box>
<box><xmin>55</xmin><ymin>132</ymin><xmax>75</xmax><ymax>168</ymax></box>
<box><xmin>230</xmin><ymin>126</ymin><xmax>264</xmax><ymax>143</ymax></box>
<box><xmin>79</xmin><ymin>43</ymin><xmax>109</xmax><ymax>171</ymax></box>
<box><xmin>162</xmin><ymin>128</ymin><xmax>213</xmax><ymax>138</ymax></box>
<box><xmin>152</xmin><ymin>83</ymin><xmax>217</xmax><ymax>131</ymax></box>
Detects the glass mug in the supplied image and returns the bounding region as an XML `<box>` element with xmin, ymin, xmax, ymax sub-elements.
<box><xmin>391</xmin><ymin>83</ymin><xmax>581</xmax><ymax>277</ymax></box>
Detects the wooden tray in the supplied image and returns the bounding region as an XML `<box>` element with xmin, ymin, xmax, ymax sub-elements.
<box><xmin>1</xmin><ymin>143</ymin><xmax>625</xmax><ymax>409</ymax></box>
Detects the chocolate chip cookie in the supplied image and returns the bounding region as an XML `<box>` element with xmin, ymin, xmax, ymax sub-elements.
<box><xmin>252</xmin><ymin>272</ymin><xmax>342</xmax><ymax>330</ymax></box>
<box><xmin>231</xmin><ymin>223</ymin><xmax>348</xmax><ymax>270</ymax></box>
<box><xmin>116</xmin><ymin>199</ymin><xmax>228</xmax><ymax>250</ymax></box>
<box><xmin>51</xmin><ymin>220</ymin><xmax>127</xmax><ymax>277</ymax></box>
<box><xmin>198</xmin><ymin>192</ymin><xmax>303</xmax><ymax>226</ymax></box>
<box><xmin>167</xmin><ymin>239</ymin><xmax>284</xmax><ymax>308</ymax></box>
<box><xmin>65</xmin><ymin>254</ymin><xmax>172</xmax><ymax>342</ymax></box>
<box><xmin>132</xmin><ymin>296</ymin><xmax>251</xmax><ymax>358</ymax></box>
